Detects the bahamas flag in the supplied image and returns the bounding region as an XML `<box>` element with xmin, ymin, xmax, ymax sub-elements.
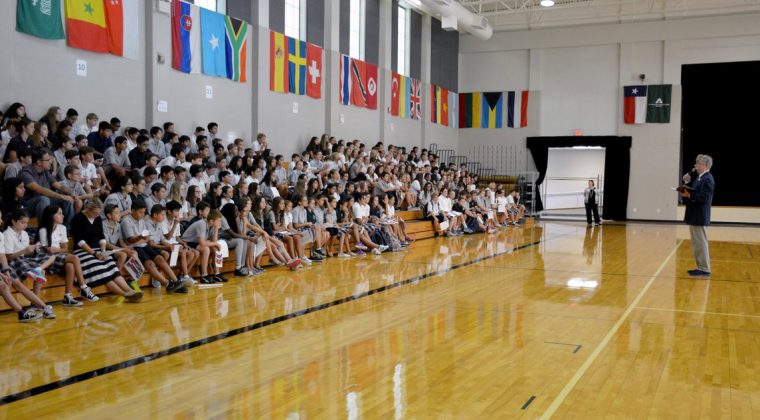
<box><xmin>65</xmin><ymin>0</ymin><xmax>108</xmax><ymax>53</ymax></box>
<box><xmin>288</xmin><ymin>37</ymin><xmax>306</xmax><ymax>95</ymax></box>
<box><xmin>224</xmin><ymin>16</ymin><xmax>248</xmax><ymax>83</ymax></box>
<box><xmin>481</xmin><ymin>92</ymin><xmax>503</xmax><ymax>128</ymax></box>
<box><xmin>269</xmin><ymin>31</ymin><xmax>289</xmax><ymax>92</ymax></box>
<box><xmin>200</xmin><ymin>8</ymin><xmax>227</xmax><ymax>77</ymax></box>
<box><xmin>459</xmin><ymin>93</ymin><xmax>482</xmax><ymax>128</ymax></box>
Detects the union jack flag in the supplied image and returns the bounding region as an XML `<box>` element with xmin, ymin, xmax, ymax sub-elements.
<box><xmin>410</xmin><ymin>78</ymin><xmax>421</xmax><ymax>120</ymax></box>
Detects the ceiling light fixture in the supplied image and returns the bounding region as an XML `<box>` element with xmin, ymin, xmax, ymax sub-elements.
<box><xmin>540</xmin><ymin>0</ymin><xmax>555</xmax><ymax>7</ymax></box>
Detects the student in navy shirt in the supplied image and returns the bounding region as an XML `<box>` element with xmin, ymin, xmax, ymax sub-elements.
<box><xmin>87</xmin><ymin>121</ymin><xmax>113</xmax><ymax>156</ymax></box>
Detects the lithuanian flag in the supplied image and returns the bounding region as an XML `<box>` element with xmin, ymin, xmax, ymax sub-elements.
<box><xmin>269</xmin><ymin>31</ymin><xmax>289</xmax><ymax>93</ymax></box>
<box><xmin>458</xmin><ymin>92</ymin><xmax>482</xmax><ymax>128</ymax></box>
<box><xmin>66</xmin><ymin>0</ymin><xmax>108</xmax><ymax>53</ymax></box>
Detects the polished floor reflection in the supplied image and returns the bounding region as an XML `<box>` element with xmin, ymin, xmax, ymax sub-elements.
<box><xmin>1</xmin><ymin>221</ymin><xmax>760</xmax><ymax>418</ymax></box>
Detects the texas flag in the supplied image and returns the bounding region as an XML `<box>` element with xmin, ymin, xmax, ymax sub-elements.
<box><xmin>306</xmin><ymin>43</ymin><xmax>322</xmax><ymax>99</ymax></box>
<box><xmin>171</xmin><ymin>0</ymin><xmax>201</xmax><ymax>73</ymax></box>
<box><xmin>623</xmin><ymin>85</ymin><xmax>647</xmax><ymax>124</ymax></box>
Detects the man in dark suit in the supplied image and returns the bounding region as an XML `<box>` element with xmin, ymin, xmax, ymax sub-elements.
<box><xmin>681</xmin><ymin>154</ymin><xmax>714</xmax><ymax>277</ymax></box>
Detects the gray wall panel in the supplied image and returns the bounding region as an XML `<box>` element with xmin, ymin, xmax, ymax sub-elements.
<box><xmin>391</xmin><ymin>1</ymin><xmax>398</xmax><ymax>72</ymax></box>
<box><xmin>339</xmin><ymin>0</ymin><xmax>350</xmax><ymax>55</ymax></box>
<box><xmin>307</xmin><ymin>0</ymin><xmax>325</xmax><ymax>46</ymax></box>
<box><xmin>431</xmin><ymin>18</ymin><xmax>458</xmax><ymax>91</ymax></box>
<box><xmin>269</xmin><ymin>0</ymin><xmax>284</xmax><ymax>33</ymax></box>
<box><xmin>410</xmin><ymin>10</ymin><xmax>421</xmax><ymax>79</ymax></box>
<box><xmin>365</xmin><ymin>0</ymin><xmax>380</xmax><ymax>64</ymax></box>
<box><xmin>226</xmin><ymin>0</ymin><xmax>251</xmax><ymax>21</ymax></box>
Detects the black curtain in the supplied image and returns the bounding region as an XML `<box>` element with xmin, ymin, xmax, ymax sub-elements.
<box><xmin>526</xmin><ymin>136</ymin><xmax>632</xmax><ymax>221</ymax></box>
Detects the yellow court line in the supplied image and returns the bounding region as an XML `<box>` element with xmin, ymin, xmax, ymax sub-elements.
<box><xmin>635</xmin><ymin>306</ymin><xmax>760</xmax><ymax>319</ymax></box>
<box><xmin>540</xmin><ymin>239</ymin><xmax>683</xmax><ymax>419</ymax></box>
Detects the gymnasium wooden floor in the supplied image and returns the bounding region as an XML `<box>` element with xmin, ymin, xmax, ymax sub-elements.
<box><xmin>1</xmin><ymin>221</ymin><xmax>760</xmax><ymax>419</ymax></box>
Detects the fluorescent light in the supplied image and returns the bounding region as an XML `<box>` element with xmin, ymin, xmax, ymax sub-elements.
<box><xmin>540</xmin><ymin>0</ymin><xmax>555</xmax><ymax>7</ymax></box>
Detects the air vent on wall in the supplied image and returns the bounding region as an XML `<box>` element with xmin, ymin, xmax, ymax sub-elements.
<box><xmin>157</xmin><ymin>0</ymin><xmax>171</xmax><ymax>15</ymax></box>
<box><xmin>471</xmin><ymin>16</ymin><xmax>489</xmax><ymax>30</ymax></box>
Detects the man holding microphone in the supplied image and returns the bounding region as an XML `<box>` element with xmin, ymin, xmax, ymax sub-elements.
<box><xmin>680</xmin><ymin>154</ymin><xmax>715</xmax><ymax>278</ymax></box>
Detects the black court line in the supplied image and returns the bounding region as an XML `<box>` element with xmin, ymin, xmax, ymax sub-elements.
<box><xmin>0</xmin><ymin>234</ymin><xmax>559</xmax><ymax>406</ymax></box>
<box><xmin>545</xmin><ymin>341</ymin><xmax>583</xmax><ymax>354</ymax></box>
<box><xmin>521</xmin><ymin>396</ymin><xmax>536</xmax><ymax>410</ymax></box>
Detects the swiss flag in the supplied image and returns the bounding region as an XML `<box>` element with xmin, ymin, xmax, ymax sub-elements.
<box><xmin>390</xmin><ymin>72</ymin><xmax>400</xmax><ymax>116</ymax></box>
<box><xmin>306</xmin><ymin>43</ymin><xmax>322</xmax><ymax>99</ymax></box>
<box><xmin>365</xmin><ymin>62</ymin><xmax>378</xmax><ymax>110</ymax></box>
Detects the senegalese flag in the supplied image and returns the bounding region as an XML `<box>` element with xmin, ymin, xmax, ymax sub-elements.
<box><xmin>398</xmin><ymin>75</ymin><xmax>409</xmax><ymax>118</ymax></box>
<box><xmin>459</xmin><ymin>93</ymin><xmax>482</xmax><ymax>128</ymax></box>
<box><xmin>288</xmin><ymin>37</ymin><xmax>306</xmax><ymax>95</ymax></box>
<box><xmin>481</xmin><ymin>92</ymin><xmax>503</xmax><ymax>128</ymax></box>
<box><xmin>269</xmin><ymin>31</ymin><xmax>289</xmax><ymax>93</ymax></box>
<box><xmin>224</xmin><ymin>16</ymin><xmax>248</xmax><ymax>83</ymax></box>
<box><xmin>65</xmin><ymin>0</ymin><xmax>108</xmax><ymax>53</ymax></box>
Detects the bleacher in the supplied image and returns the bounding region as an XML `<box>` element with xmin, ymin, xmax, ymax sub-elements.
<box><xmin>0</xmin><ymin>209</ymin><xmax>440</xmax><ymax>312</ymax></box>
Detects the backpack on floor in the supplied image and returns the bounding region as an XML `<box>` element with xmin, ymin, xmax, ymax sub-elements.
<box><xmin>383</xmin><ymin>226</ymin><xmax>403</xmax><ymax>252</ymax></box>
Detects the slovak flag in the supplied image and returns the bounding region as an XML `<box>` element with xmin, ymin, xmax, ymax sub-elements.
<box><xmin>624</xmin><ymin>85</ymin><xmax>647</xmax><ymax>124</ymax></box>
<box><xmin>339</xmin><ymin>54</ymin><xmax>351</xmax><ymax>105</ymax></box>
<box><xmin>171</xmin><ymin>0</ymin><xmax>201</xmax><ymax>74</ymax></box>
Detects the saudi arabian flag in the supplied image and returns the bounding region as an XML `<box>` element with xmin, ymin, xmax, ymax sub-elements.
<box><xmin>16</xmin><ymin>0</ymin><xmax>65</xmax><ymax>40</ymax></box>
<box><xmin>645</xmin><ymin>84</ymin><xmax>672</xmax><ymax>123</ymax></box>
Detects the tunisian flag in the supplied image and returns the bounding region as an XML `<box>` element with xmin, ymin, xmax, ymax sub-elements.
<box><xmin>306</xmin><ymin>43</ymin><xmax>322</xmax><ymax>99</ymax></box>
<box><xmin>365</xmin><ymin>62</ymin><xmax>378</xmax><ymax>110</ymax></box>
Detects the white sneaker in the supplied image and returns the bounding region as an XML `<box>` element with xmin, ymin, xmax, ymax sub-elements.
<box><xmin>349</xmin><ymin>252</ymin><xmax>357</xmax><ymax>256</ymax></box>
<box><xmin>301</xmin><ymin>257</ymin><xmax>313</xmax><ymax>265</ymax></box>
<box><xmin>378</xmin><ymin>245</ymin><xmax>389</xmax><ymax>252</ymax></box>
<box><xmin>180</xmin><ymin>275</ymin><xmax>195</xmax><ymax>287</ymax></box>
<box><xmin>151</xmin><ymin>279</ymin><xmax>161</xmax><ymax>288</ymax></box>
<box><xmin>338</xmin><ymin>253</ymin><xmax>350</xmax><ymax>258</ymax></box>
<box><xmin>371</xmin><ymin>248</ymin><xmax>382</xmax><ymax>255</ymax></box>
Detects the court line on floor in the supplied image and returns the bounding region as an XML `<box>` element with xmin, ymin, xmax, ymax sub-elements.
<box><xmin>540</xmin><ymin>239</ymin><xmax>682</xmax><ymax>419</ymax></box>
<box><xmin>0</xmin><ymin>231</ymin><xmax>571</xmax><ymax>406</ymax></box>
<box><xmin>635</xmin><ymin>306</ymin><xmax>760</xmax><ymax>319</ymax></box>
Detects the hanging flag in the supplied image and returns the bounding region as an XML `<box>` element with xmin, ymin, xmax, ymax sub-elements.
<box><xmin>16</xmin><ymin>0</ymin><xmax>65</xmax><ymax>40</ymax></box>
<box><xmin>305</xmin><ymin>43</ymin><xmax>322</xmax><ymax>99</ymax></box>
<box><xmin>269</xmin><ymin>31</ymin><xmax>289</xmax><ymax>92</ymax></box>
<box><xmin>507</xmin><ymin>91</ymin><xmax>529</xmax><ymax>128</ymax></box>
<box><xmin>171</xmin><ymin>0</ymin><xmax>201</xmax><ymax>73</ymax></box>
<box><xmin>441</xmin><ymin>88</ymin><xmax>449</xmax><ymax>126</ymax></box>
<box><xmin>390</xmin><ymin>72</ymin><xmax>400</xmax><ymax>116</ymax></box>
<box><xmin>200</xmin><ymin>8</ymin><xmax>227</xmax><ymax>77</ymax></box>
<box><xmin>350</xmin><ymin>58</ymin><xmax>368</xmax><ymax>107</ymax></box>
<box><xmin>431</xmin><ymin>85</ymin><xmax>439</xmax><ymax>124</ymax></box>
<box><xmin>481</xmin><ymin>92</ymin><xmax>503</xmax><ymax>128</ymax></box>
<box><xmin>410</xmin><ymin>78</ymin><xmax>422</xmax><ymax>120</ymax></box>
<box><xmin>339</xmin><ymin>54</ymin><xmax>351</xmax><ymax>105</ymax></box>
<box><xmin>104</xmin><ymin>0</ymin><xmax>139</xmax><ymax>60</ymax></box>
<box><xmin>365</xmin><ymin>62</ymin><xmax>378</xmax><ymax>110</ymax></box>
<box><xmin>449</xmin><ymin>91</ymin><xmax>458</xmax><ymax>128</ymax></box>
<box><xmin>224</xmin><ymin>16</ymin><xmax>248</xmax><ymax>83</ymax></box>
<box><xmin>645</xmin><ymin>84</ymin><xmax>672</xmax><ymax>123</ymax></box>
<box><xmin>623</xmin><ymin>86</ymin><xmax>647</xmax><ymax>124</ymax></box>
<box><xmin>65</xmin><ymin>0</ymin><xmax>108</xmax><ymax>53</ymax></box>
<box><xmin>459</xmin><ymin>93</ymin><xmax>482</xmax><ymax>128</ymax></box>
<box><xmin>287</xmin><ymin>37</ymin><xmax>306</xmax><ymax>95</ymax></box>
<box><xmin>398</xmin><ymin>75</ymin><xmax>408</xmax><ymax>118</ymax></box>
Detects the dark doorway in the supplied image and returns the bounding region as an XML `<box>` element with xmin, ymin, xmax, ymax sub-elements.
<box><xmin>682</xmin><ymin>61</ymin><xmax>760</xmax><ymax>206</ymax></box>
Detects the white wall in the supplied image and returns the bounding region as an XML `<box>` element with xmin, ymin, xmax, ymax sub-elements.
<box><xmin>458</xmin><ymin>13</ymin><xmax>760</xmax><ymax>221</ymax></box>
<box><xmin>545</xmin><ymin>148</ymin><xmax>605</xmax><ymax>210</ymax></box>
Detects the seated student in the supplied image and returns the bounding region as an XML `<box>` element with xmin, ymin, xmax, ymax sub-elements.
<box><xmin>383</xmin><ymin>195</ymin><xmax>412</xmax><ymax>244</ymax></box>
<box><xmin>506</xmin><ymin>189</ymin><xmax>524</xmax><ymax>226</ymax></box>
<box><xmin>251</xmin><ymin>196</ymin><xmax>300</xmax><ymax>269</ymax></box>
<box><xmin>167</xmin><ymin>181</ymin><xmax>192</xmax><ymax>222</ymax></box>
<box><xmin>4</xmin><ymin>148</ymin><xmax>31</xmax><ymax>180</ymax></box>
<box><xmin>148</xmin><ymin>126</ymin><xmax>166</xmax><ymax>161</ymax></box>
<box><xmin>454</xmin><ymin>193</ymin><xmax>485</xmax><ymax>234</ymax></box>
<box><xmin>309</xmin><ymin>196</ymin><xmax>332</xmax><ymax>256</ymax></box>
<box><xmin>144</xmin><ymin>183</ymin><xmax>167</xmax><ymax>211</ymax></box>
<box><xmin>105</xmin><ymin>175</ymin><xmax>133</xmax><ymax>218</ymax></box>
<box><xmin>203</xmin><ymin>182</ymin><xmax>223</xmax><ymax>209</ymax></box>
<box><xmin>472</xmin><ymin>189</ymin><xmax>497</xmax><ymax>233</ymax></box>
<box><xmin>121</xmin><ymin>201</ymin><xmax>187</xmax><ymax>293</ymax></box>
<box><xmin>188</xmin><ymin>164</ymin><xmax>208</xmax><ymax>196</ymax></box>
<box><xmin>146</xmin><ymin>204</ymin><xmax>195</xmax><ymax>286</ymax></box>
<box><xmin>426</xmin><ymin>190</ymin><xmax>447</xmax><ymax>236</ymax></box>
<box><xmin>283</xmin><ymin>199</ymin><xmax>315</xmax><ymax>264</ymax></box>
<box><xmin>220</xmin><ymin>185</ymin><xmax>235</xmax><ymax>208</ymax></box>
<box><xmin>102</xmin><ymin>135</ymin><xmax>131</xmax><ymax>178</ymax></box>
<box><xmin>38</xmin><ymin>205</ymin><xmax>101</xmax><ymax>306</ymax></box>
<box><xmin>437</xmin><ymin>187</ymin><xmax>463</xmax><ymax>235</ymax></box>
<box><xmin>102</xmin><ymin>204</ymin><xmax>137</xmax><ymax>275</ymax></box>
<box><xmin>1</xmin><ymin>178</ymin><xmax>28</xmax><ymax>225</ymax></box>
<box><xmin>140</xmin><ymin>153</ymin><xmax>159</xmax><ymax>178</ymax></box>
<box><xmin>495</xmin><ymin>189</ymin><xmax>509</xmax><ymax>227</ymax></box>
<box><xmin>79</xmin><ymin>146</ymin><xmax>107</xmax><ymax>192</ymax></box>
<box><xmin>61</xmin><ymin>165</ymin><xmax>96</xmax><ymax>215</ymax></box>
<box><xmin>3</xmin><ymin>209</ymin><xmax>56</xmax><ymax>319</ymax></box>
<box><xmin>216</xmin><ymin>203</ymin><xmax>251</xmax><ymax>276</ymax></box>
<box><xmin>0</xmin><ymin>209</ymin><xmax>54</xmax><ymax>322</ymax></box>
<box><xmin>324</xmin><ymin>195</ymin><xmax>352</xmax><ymax>258</ymax></box>
<box><xmin>352</xmin><ymin>192</ymin><xmax>388</xmax><ymax>255</ymax></box>
<box><xmin>130</xmin><ymin>175</ymin><xmax>149</xmax><ymax>205</ymax></box>
<box><xmin>221</xmin><ymin>201</ymin><xmax>261</xmax><ymax>276</ymax></box>
<box><xmin>180</xmin><ymin>208</ymin><xmax>225</xmax><ymax>284</ymax></box>
<box><xmin>339</xmin><ymin>196</ymin><xmax>380</xmax><ymax>255</ymax></box>
<box><xmin>269</xmin><ymin>197</ymin><xmax>309</xmax><ymax>266</ymax></box>
<box><xmin>158</xmin><ymin>144</ymin><xmax>185</xmax><ymax>170</ymax></box>
<box><xmin>164</xmin><ymin>200</ymin><xmax>200</xmax><ymax>273</ymax></box>
<box><xmin>128</xmin><ymin>134</ymin><xmax>150</xmax><ymax>169</ymax></box>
